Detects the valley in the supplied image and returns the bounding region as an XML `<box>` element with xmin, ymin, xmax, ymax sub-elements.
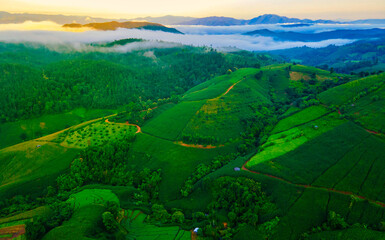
<box><xmin>0</xmin><ymin>4</ymin><xmax>385</xmax><ymax>239</ymax></box>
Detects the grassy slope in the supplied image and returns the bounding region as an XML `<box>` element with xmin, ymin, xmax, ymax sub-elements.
<box><xmin>241</xmin><ymin>74</ymin><xmax>385</xmax><ymax>239</ymax></box>
<box><xmin>247</xmin><ymin>108</ymin><xmax>345</xmax><ymax>167</ymax></box>
<box><xmin>0</xmin><ymin>115</ymin><xmax>122</xmax><ymax>199</ymax></box>
<box><xmin>122</xmin><ymin>209</ymin><xmax>190</xmax><ymax>240</ymax></box>
<box><xmin>182</xmin><ymin>68</ymin><xmax>258</xmax><ymax>101</ymax></box>
<box><xmin>42</xmin><ymin>204</ymin><xmax>106</xmax><ymax>240</ymax></box>
<box><xmin>246</xmin><ymin>122</ymin><xmax>385</xmax><ymax>239</ymax></box>
<box><xmin>0</xmin><ymin>108</ymin><xmax>115</xmax><ymax>149</ymax></box>
<box><xmin>249</xmin><ymin>122</ymin><xmax>370</xmax><ymax>184</ymax></box>
<box><xmin>142</xmin><ymin>101</ymin><xmax>206</xmax><ymax>141</ymax></box>
<box><xmin>129</xmin><ymin>133</ymin><xmax>237</xmax><ymax>201</ymax></box>
<box><xmin>0</xmin><ymin>141</ymin><xmax>79</xmax><ymax>199</ymax></box>
<box><xmin>319</xmin><ymin>73</ymin><xmax>385</xmax><ymax>106</ymax></box>
<box><xmin>308</xmin><ymin>227</ymin><xmax>385</xmax><ymax>239</ymax></box>
<box><xmin>345</xmin><ymin>83</ymin><xmax>385</xmax><ymax>132</ymax></box>
<box><xmin>67</xmin><ymin>189</ymin><xmax>120</xmax><ymax>210</ymax></box>
<box><xmin>271</xmin><ymin>105</ymin><xmax>331</xmax><ymax>134</ymax></box>
<box><xmin>174</xmin><ymin>71</ymin><xmax>385</xmax><ymax>239</ymax></box>
<box><xmin>130</xmin><ymin>68</ymin><xmax>273</xmax><ymax>200</ymax></box>
<box><xmin>182</xmin><ymin>69</ymin><xmax>271</xmax><ymax>143</ymax></box>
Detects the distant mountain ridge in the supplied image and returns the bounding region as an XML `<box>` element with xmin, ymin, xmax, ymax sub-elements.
<box><xmin>178</xmin><ymin>16</ymin><xmax>247</xmax><ymax>26</ymax></box>
<box><xmin>0</xmin><ymin>11</ymin><xmax>128</xmax><ymax>24</ymax></box>
<box><xmin>0</xmin><ymin>11</ymin><xmax>384</xmax><ymax>27</ymax></box>
<box><xmin>178</xmin><ymin>14</ymin><xmax>338</xmax><ymax>26</ymax></box>
<box><xmin>63</xmin><ymin>21</ymin><xmax>183</xmax><ymax>34</ymax></box>
<box><xmin>247</xmin><ymin>14</ymin><xmax>336</xmax><ymax>24</ymax></box>
<box><xmin>244</xmin><ymin>28</ymin><xmax>385</xmax><ymax>41</ymax></box>
<box><xmin>129</xmin><ymin>15</ymin><xmax>196</xmax><ymax>25</ymax></box>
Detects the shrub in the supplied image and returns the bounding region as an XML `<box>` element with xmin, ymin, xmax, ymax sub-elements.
<box><xmin>102</xmin><ymin>211</ymin><xmax>118</xmax><ymax>232</ymax></box>
<box><xmin>26</xmin><ymin>217</ymin><xmax>46</xmax><ymax>240</ymax></box>
<box><xmin>172</xmin><ymin>211</ymin><xmax>185</xmax><ymax>223</ymax></box>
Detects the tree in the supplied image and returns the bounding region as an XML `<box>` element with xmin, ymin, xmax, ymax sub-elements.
<box><xmin>152</xmin><ymin>204</ymin><xmax>170</xmax><ymax>223</ymax></box>
<box><xmin>25</xmin><ymin>217</ymin><xmax>46</xmax><ymax>240</ymax></box>
<box><xmin>371</xmin><ymin>95</ymin><xmax>380</xmax><ymax>102</ymax></box>
<box><xmin>228</xmin><ymin>211</ymin><xmax>237</xmax><ymax>224</ymax></box>
<box><xmin>104</xmin><ymin>201</ymin><xmax>119</xmax><ymax>217</ymax></box>
<box><xmin>102</xmin><ymin>211</ymin><xmax>118</xmax><ymax>232</ymax></box>
<box><xmin>172</xmin><ymin>211</ymin><xmax>185</xmax><ymax>224</ymax></box>
<box><xmin>327</xmin><ymin>211</ymin><xmax>348</xmax><ymax>230</ymax></box>
<box><xmin>193</xmin><ymin>212</ymin><xmax>205</xmax><ymax>222</ymax></box>
<box><xmin>20</xmin><ymin>132</ymin><xmax>28</xmax><ymax>141</ymax></box>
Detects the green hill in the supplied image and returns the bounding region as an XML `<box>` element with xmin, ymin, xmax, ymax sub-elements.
<box><xmin>319</xmin><ymin>73</ymin><xmax>385</xmax><ymax>106</ymax></box>
<box><xmin>2</xmin><ymin>58</ymin><xmax>384</xmax><ymax>240</ymax></box>
<box><xmin>240</xmin><ymin>73</ymin><xmax>385</xmax><ymax>238</ymax></box>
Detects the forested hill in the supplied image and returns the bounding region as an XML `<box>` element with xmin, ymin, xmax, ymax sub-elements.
<box><xmin>0</xmin><ymin>42</ymin><xmax>275</xmax><ymax>123</ymax></box>
<box><xmin>269</xmin><ymin>38</ymin><xmax>385</xmax><ymax>74</ymax></box>
<box><xmin>63</xmin><ymin>21</ymin><xmax>183</xmax><ymax>34</ymax></box>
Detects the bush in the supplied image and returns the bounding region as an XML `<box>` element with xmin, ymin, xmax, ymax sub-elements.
<box><xmin>371</xmin><ymin>95</ymin><xmax>380</xmax><ymax>102</ymax></box>
<box><xmin>327</xmin><ymin>211</ymin><xmax>348</xmax><ymax>230</ymax></box>
<box><xmin>172</xmin><ymin>211</ymin><xmax>185</xmax><ymax>223</ymax></box>
<box><xmin>26</xmin><ymin>217</ymin><xmax>46</xmax><ymax>240</ymax></box>
<box><xmin>102</xmin><ymin>211</ymin><xmax>118</xmax><ymax>232</ymax></box>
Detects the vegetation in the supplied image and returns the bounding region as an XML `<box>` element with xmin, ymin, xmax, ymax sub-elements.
<box><xmin>2</xmin><ymin>38</ymin><xmax>385</xmax><ymax>240</ymax></box>
<box><xmin>271</xmin><ymin>38</ymin><xmax>385</xmax><ymax>74</ymax></box>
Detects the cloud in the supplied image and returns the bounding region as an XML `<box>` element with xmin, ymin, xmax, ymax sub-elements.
<box><xmin>171</xmin><ymin>23</ymin><xmax>385</xmax><ymax>35</ymax></box>
<box><xmin>0</xmin><ymin>21</ymin><xmax>363</xmax><ymax>51</ymax></box>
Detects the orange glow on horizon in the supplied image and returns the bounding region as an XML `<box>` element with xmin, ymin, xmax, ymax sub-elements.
<box><xmin>0</xmin><ymin>0</ymin><xmax>384</xmax><ymax>20</ymax></box>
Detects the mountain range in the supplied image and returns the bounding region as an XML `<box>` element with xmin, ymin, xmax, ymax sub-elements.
<box><xmin>178</xmin><ymin>14</ymin><xmax>337</xmax><ymax>26</ymax></box>
<box><xmin>0</xmin><ymin>11</ymin><xmax>127</xmax><ymax>24</ymax></box>
<box><xmin>1</xmin><ymin>11</ymin><xmax>384</xmax><ymax>26</ymax></box>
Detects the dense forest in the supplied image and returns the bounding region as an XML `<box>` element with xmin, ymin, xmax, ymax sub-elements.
<box><xmin>0</xmin><ymin>42</ymin><xmax>274</xmax><ymax>122</ymax></box>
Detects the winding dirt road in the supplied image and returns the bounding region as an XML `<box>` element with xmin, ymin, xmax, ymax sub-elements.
<box><xmin>104</xmin><ymin>119</ymin><xmax>141</xmax><ymax>134</ymax></box>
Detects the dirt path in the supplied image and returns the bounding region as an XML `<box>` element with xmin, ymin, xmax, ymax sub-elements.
<box><xmin>365</xmin><ymin>129</ymin><xmax>380</xmax><ymax>135</ymax></box>
<box><xmin>212</xmin><ymin>79</ymin><xmax>242</xmax><ymax>100</ymax></box>
<box><xmin>241</xmin><ymin>160</ymin><xmax>385</xmax><ymax>208</ymax></box>
<box><xmin>175</xmin><ymin>141</ymin><xmax>223</xmax><ymax>149</ymax></box>
<box><xmin>190</xmin><ymin>230</ymin><xmax>198</xmax><ymax>240</ymax></box>
<box><xmin>104</xmin><ymin>119</ymin><xmax>141</xmax><ymax>134</ymax></box>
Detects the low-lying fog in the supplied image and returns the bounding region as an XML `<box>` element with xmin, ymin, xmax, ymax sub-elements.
<box><xmin>0</xmin><ymin>21</ymin><xmax>383</xmax><ymax>52</ymax></box>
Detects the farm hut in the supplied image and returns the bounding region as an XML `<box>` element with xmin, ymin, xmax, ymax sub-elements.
<box><xmin>234</xmin><ymin>167</ymin><xmax>241</xmax><ymax>171</ymax></box>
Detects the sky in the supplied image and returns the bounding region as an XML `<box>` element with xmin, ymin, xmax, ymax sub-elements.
<box><xmin>1</xmin><ymin>0</ymin><xmax>385</xmax><ymax>20</ymax></box>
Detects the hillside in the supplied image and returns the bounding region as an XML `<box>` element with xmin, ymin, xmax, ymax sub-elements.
<box><xmin>62</xmin><ymin>21</ymin><xmax>183</xmax><ymax>33</ymax></box>
<box><xmin>1</xmin><ymin>59</ymin><xmax>384</xmax><ymax>239</ymax></box>
<box><xmin>240</xmin><ymin>73</ymin><xmax>385</xmax><ymax>239</ymax></box>
<box><xmin>269</xmin><ymin>38</ymin><xmax>385</xmax><ymax>73</ymax></box>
